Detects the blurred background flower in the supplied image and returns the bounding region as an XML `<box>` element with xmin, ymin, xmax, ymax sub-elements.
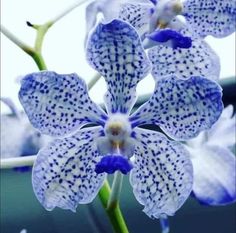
<box><xmin>1</xmin><ymin>98</ymin><xmax>50</xmax><ymax>160</ymax></box>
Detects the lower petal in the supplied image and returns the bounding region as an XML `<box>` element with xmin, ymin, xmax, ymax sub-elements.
<box><xmin>32</xmin><ymin>127</ymin><xmax>106</xmax><ymax>211</ymax></box>
<box><xmin>130</xmin><ymin>128</ymin><xmax>193</xmax><ymax>218</ymax></box>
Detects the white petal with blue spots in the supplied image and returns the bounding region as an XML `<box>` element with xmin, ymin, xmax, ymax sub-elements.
<box><xmin>130</xmin><ymin>76</ymin><xmax>223</xmax><ymax>140</ymax></box>
<box><xmin>130</xmin><ymin>128</ymin><xmax>193</xmax><ymax>218</ymax></box>
<box><xmin>183</xmin><ymin>0</ymin><xmax>236</xmax><ymax>38</ymax></box>
<box><xmin>19</xmin><ymin>71</ymin><xmax>107</xmax><ymax>137</ymax></box>
<box><xmin>87</xmin><ymin>20</ymin><xmax>151</xmax><ymax>114</ymax></box>
<box><xmin>148</xmin><ymin>39</ymin><xmax>220</xmax><ymax>81</ymax></box>
<box><xmin>118</xmin><ymin>1</ymin><xmax>154</xmax><ymax>37</ymax></box>
<box><xmin>32</xmin><ymin>127</ymin><xmax>106</xmax><ymax>212</ymax></box>
<box><xmin>85</xmin><ymin>0</ymin><xmax>153</xmax><ymax>44</ymax></box>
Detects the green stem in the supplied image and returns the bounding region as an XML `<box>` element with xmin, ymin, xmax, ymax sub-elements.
<box><xmin>1</xmin><ymin>0</ymin><xmax>90</xmax><ymax>71</ymax></box>
<box><xmin>34</xmin><ymin>22</ymin><xmax>53</xmax><ymax>53</ymax></box>
<box><xmin>31</xmin><ymin>52</ymin><xmax>47</xmax><ymax>70</ymax></box>
<box><xmin>1</xmin><ymin>25</ymin><xmax>47</xmax><ymax>71</ymax></box>
<box><xmin>107</xmin><ymin>172</ymin><xmax>123</xmax><ymax>210</ymax></box>
<box><xmin>88</xmin><ymin>73</ymin><xmax>101</xmax><ymax>90</ymax></box>
<box><xmin>50</xmin><ymin>0</ymin><xmax>90</xmax><ymax>24</ymax></box>
<box><xmin>1</xmin><ymin>25</ymin><xmax>34</xmax><ymax>55</ymax></box>
<box><xmin>99</xmin><ymin>180</ymin><xmax>129</xmax><ymax>233</ymax></box>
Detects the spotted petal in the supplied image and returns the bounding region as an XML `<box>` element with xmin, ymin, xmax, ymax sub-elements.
<box><xmin>85</xmin><ymin>0</ymin><xmax>122</xmax><ymax>45</ymax></box>
<box><xmin>130</xmin><ymin>128</ymin><xmax>193</xmax><ymax>218</ymax></box>
<box><xmin>85</xmin><ymin>0</ymin><xmax>153</xmax><ymax>44</ymax></box>
<box><xmin>118</xmin><ymin>1</ymin><xmax>154</xmax><ymax>37</ymax></box>
<box><xmin>146</xmin><ymin>18</ymin><xmax>219</xmax><ymax>81</ymax></box>
<box><xmin>148</xmin><ymin>39</ymin><xmax>220</xmax><ymax>81</ymax></box>
<box><xmin>19</xmin><ymin>71</ymin><xmax>107</xmax><ymax>137</ymax></box>
<box><xmin>130</xmin><ymin>76</ymin><xmax>223</xmax><ymax>140</ymax></box>
<box><xmin>183</xmin><ymin>0</ymin><xmax>236</xmax><ymax>38</ymax></box>
<box><xmin>32</xmin><ymin>127</ymin><xmax>106</xmax><ymax>211</ymax></box>
<box><xmin>187</xmin><ymin>145</ymin><xmax>236</xmax><ymax>205</ymax></box>
<box><xmin>87</xmin><ymin>19</ymin><xmax>151</xmax><ymax>114</ymax></box>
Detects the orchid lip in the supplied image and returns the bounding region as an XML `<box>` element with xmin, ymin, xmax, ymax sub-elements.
<box><xmin>95</xmin><ymin>154</ymin><xmax>133</xmax><ymax>175</ymax></box>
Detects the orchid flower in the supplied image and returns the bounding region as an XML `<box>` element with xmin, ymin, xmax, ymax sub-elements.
<box><xmin>86</xmin><ymin>0</ymin><xmax>236</xmax><ymax>43</ymax></box>
<box><xmin>19</xmin><ymin>20</ymin><xmax>223</xmax><ymax>218</ymax></box>
<box><xmin>85</xmin><ymin>0</ymin><xmax>236</xmax><ymax>81</ymax></box>
<box><xmin>186</xmin><ymin>105</ymin><xmax>236</xmax><ymax>205</ymax></box>
<box><xmin>1</xmin><ymin>98</ymin><xmax>48</xmax><ymax>159</ymax></box>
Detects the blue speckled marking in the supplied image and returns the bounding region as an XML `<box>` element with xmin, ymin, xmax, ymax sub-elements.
<box><xmin>130</xmin><ymin>76</ymin><xmax>223</xmax><ymax>140</ymax></box>
<box><xmin>183</xmin><ymin>0</ymin><xmax>236</xmax><ymax>38</ymax></box>
<box><xmin>32</xmin><ymin>127</ymin><xmax>106</xmax><ymax>211</ymax></box>
<box><xmin>19</xmin><ymin>71</ymin><xmax>107</xmax><ymax>137</ymax></box>
<box><xmin>148</xmin><ymin>39</ymin><xmax>220</xmax><ymax>81</ymax></box>
<box><xmin>87</xmin><ymin>19</ymin><xmax>151</xmax><ymax>114</ymax></box>
<box><xmin>119</xmin><ymin>2</ymin><xmax>154</xmax><ymax>36</ymax></box>
<box><xmin>130</xmin><ymin>128</ymin><xmax>193</xmax><ymax>218</ymax></box>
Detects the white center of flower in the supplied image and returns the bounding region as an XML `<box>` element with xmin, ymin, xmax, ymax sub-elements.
<box><xmin>150</xmin><ymin>0</ymin><xmax>183</xmax><ymax>30</ymax></box>
<box><xmin>104</xmin><ymin>113</ymin><xmax>132</xmax><ymax>143</ymax></box>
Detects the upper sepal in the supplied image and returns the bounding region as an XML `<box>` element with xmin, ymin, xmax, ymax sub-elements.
<box><xmin>87</xmin><ymin>19</ymin><xmax>151</xmax><ymax>114</ymax></box>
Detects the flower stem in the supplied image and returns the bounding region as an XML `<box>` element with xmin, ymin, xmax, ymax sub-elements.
<box><xmin>0</xmin><ymin>156</ymin><xmax>36</xmax><ymax>169</ymax></box>
<box><xmin>50</xmin><ymin>0</ymin><xmax>90</xmax><ymax>24</ymax></box>
<box><xmin>107</xmin><ymin>172</ymin><xmax>123</xmax><ymax>210</ymax></box>
<box><xmin>88</xmin><ymin>73</ymin><xmax>101</xmax><ymax>90</ymax></box>
<box><xmin>1</xmin><ymin>0</ymin><xmax>90</xmax><ymax>71</ymax></box>
<box><xmin>31</xmin><ymin>52</ymin><xmax>47</xmax><ymax>70</ymax></box>
<box><xmin>99</xmin><ymin>180</ymin><xmax>129</xmax><ymax>233</ymax></box>
<box><xmin>1</xmin><ymin>24</ymin><xmax>47</xmax><ymax>70</ymax></box>
<box><xmin>33</xmin><ymin>22</ymin><xmax>53</xmax><ymax>54</ymax></box>
<box><xmin>1</xmin><ymin>26</ymin><xmax>33</xmax><ymax>54</ymax></box>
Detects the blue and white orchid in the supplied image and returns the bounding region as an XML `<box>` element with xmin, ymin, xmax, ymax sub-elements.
<box><xmin>85</xmin><ymin>0</ymin><xmax>236</xmax><ymax>81</ymax></box>
<box><xmin>86</xmin><ymin>0</ymin><xmax>236</xmax><ymax>43</ymax></box>
<box><xmin>186</xmin><ymin>105</ymin><xmax>236</xmax><ymax>205</ymax></box>
<box><xmin>19</xmin><ymin>20</ymin><xmax>223</xmax><ymax>218</ymax></box>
